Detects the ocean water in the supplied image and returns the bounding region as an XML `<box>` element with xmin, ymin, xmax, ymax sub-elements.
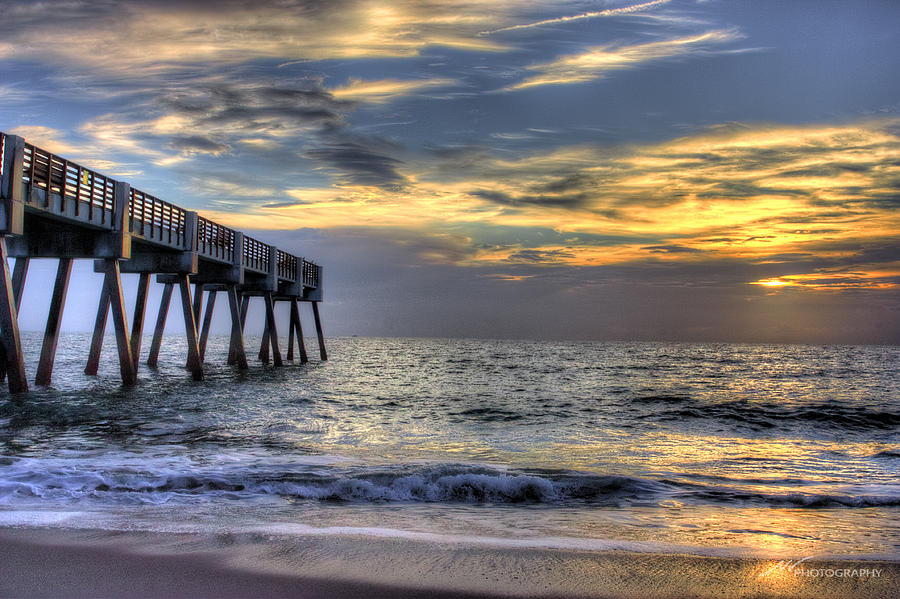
<box><xmin>0</xmin><ymin>334</ymin><xmax>898</xmax><ymax>559</ymax></box>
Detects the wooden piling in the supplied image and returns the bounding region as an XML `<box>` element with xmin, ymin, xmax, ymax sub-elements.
<box><xmin>85</xmin><ymin>285</ymin><xmax>110</xmax><ymax>376</ymax></box>
<box><xmin>192</xmin><ymin>282</ymin><xmax>203</xmax><ymax>325</ymax></box>
<box><xmin>227</xmin><ymin>292</ymin><xmax>245</xmax><ymax>365</ymax></box>
<box><xmin>264</xmin><ymin>293</ymin><xmax>283</xmax><ymax>366</ymax></box>
<box><xmin>258</xmin><ymin>318</ymin><xmax>270</xmax><ymax>363</ymax></box>
<box><xmin>147</xmin><ymin>282</ymin><xmax>172</xmax><ymax>368</ymax></box>
<box><xmin>0</xmin><ymin>257</ymin><xmax>28</xmax><ymax>383</ymax></box>
<box><xmin>102</xmin><ymin>259</ymin><xmax>137</xmax><ymax>386</ymax></box>
<box><xmin>130</xmin><ymin>272</ymin><xmax>149</xmax><ymax>368</ymax></box>
<box><xmin>11</xmin><ymin>258</ymin><xmax>28</xmax><ymax>309</ymax></box>
<box><xmin>312</xmin><ymin>301</ymin><xmax>327</xmax><ymax>361</ymax></box>
<box><xmin>226</xmin><ymin>284</ymin><xmax>248</xmax><ymax>369</ymax></box>
<box><xmin>291</xmin><ymin>299</ymin><xmax>308</xmax><ymax>364</ymax></box>
<box><xmin>177</xmin><ymin>276</ymin><xmax>203</xmax><ymax>381</ymax></box>
<box><xmin>199</xmin><ymin>289</ymin><xmax>216</xmax><ymax>361</ymax></box>
<box><xmin>287</xmin><ymin>304</ymin><xmax>295</xmax><ymax>361</ymax></box>
<box><xmin>0</xmin><ymin>238</ymin><xmax>27</xmax><ymax>393</ymax></box>
<box><xmin>35</xmin><ymin>258</ymin><xmax>73</xmax><ymax>386</ymax></box>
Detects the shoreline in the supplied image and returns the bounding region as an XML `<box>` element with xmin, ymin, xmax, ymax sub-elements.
<box><xmin>1</xmin><ymin>527</ymin><xmax>896</xmax><ymax>598</ymax></box>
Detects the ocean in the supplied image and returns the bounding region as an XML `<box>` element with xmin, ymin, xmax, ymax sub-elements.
<box><xmin>1</xmin><ymin>334</ymin><xmax>898</xmax><ymax>560</ymax></box>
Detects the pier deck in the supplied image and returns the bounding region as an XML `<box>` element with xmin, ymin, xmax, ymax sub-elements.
<box><xmin>0</xmin><ymin>131</ymin><xmax>325</xmax><ymax>393</ymax></box>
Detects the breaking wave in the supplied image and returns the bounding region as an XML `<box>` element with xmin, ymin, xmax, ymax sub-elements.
<box><xmin>1</xmin><ymin>460</ymin><xmax>897</xmax><ymax>509</ymax></box>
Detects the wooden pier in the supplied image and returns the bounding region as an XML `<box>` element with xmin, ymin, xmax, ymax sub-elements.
<box><xmin>0</xmin><ymin>131</ymin><xmax>326</xmax><ymax>393</ymax></box>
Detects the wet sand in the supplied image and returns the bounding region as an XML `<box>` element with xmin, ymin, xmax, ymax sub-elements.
<box><xmin>0</xmin><ymin>527</ymin><xmax>896</xmax><ymax>598</ymax></box>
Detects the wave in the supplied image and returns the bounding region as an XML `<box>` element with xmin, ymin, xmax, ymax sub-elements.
<box><xmin>643</xmin><ymin>400</ymin><xmax>900</xmax><ymax>431</ymax></box>
<box><xmin>1</xmin><ymin>460</ymin><xmax>898</xmax><ymax>509</ymax></box>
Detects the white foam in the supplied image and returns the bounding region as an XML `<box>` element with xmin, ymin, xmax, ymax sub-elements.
<box><xmin>248</xmin><ymin>523</ymin><xmax>751</xmax><ymax>557</ymax></box>
<box><xmin>0</xmin><ymin>509</ymin><xmax>85</xmax><ymax>526</ymax></box>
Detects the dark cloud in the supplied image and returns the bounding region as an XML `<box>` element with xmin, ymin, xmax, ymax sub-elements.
<box><xmin>530</xmin><ymin>173</ymin><xmax>596</xmax><ymax>194</ymax></box>
<box><xmin>642</xmin><ymin>245</ymin><xmax>703</xmax><ymax>254</ymax></box>
<box><xmin>472</xmin><ymin>189</ymin><xmax>586</xmax><ymax>209</ymax></box>
<box><xmin>157</xmin><ymin>81</ymin><xmax>352</xmax><ymax>134</ymax></box>
<box><xmin>305</xmin><ymin>141</ymin><xmax>405</xmax><ymax>187</ymax></box>
<box><xmin>506</xmin><ymin>249</ymin><xmax>575</xmax><ymax>263</ymax></box>
<box><xmin>168</xmin><ymin>134</ymin><xmax>230</xmax><ymax>155</ymax></box>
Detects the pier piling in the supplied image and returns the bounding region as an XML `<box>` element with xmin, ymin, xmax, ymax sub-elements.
<box><xmin>0</xmin><ymin>239</ymin><xmax>28</xmax><ymax>393</ymax></box>
<box><xmin>312</xmin><ymin>301</ymin><xmax>327</xmax><ymax>361</ymax></box>
<box><xmin>147</xmin><ymin>282</ymin><xmax>172</xmax><ymax>368</ymax></box>
<box><xmin>177</xmin><ymin>276</ymin><xmax>203</xmax><ymax>381</ymax></box>
<box><xmin>35</xmin><ymin>258</ymin><xmax>73</xmax><ymax>386</ymax></box>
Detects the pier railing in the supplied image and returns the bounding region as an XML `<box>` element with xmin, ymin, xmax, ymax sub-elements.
<box><xmin>21</xmin><ymin>136</ymin><xmax>117</xmax><ymax>225</ymax></box>
<box><xmin>277</xmin><ymin>249</ymin><xmax>298</xmax><ymax>282</ymax></box>
<box><xmin>197</xmin><ymin>216</ymin><xmax>235</xmax><ymax>263</ymax></box>
<box><xmin>302</xmin><ymin>259</ymin><xmax>320</xmax><ymax>288</ymax></box>
<box><xmin>242</xmin><ymin>234</ymin><xmax>270</xmax><ymax>274</ymax></box>
<box><xmin>1</xmin><ymin>131</ymin><xmax>320</xmax><ymax>288</ymax></box>
<box><xmin>129</xmin><ymin>187</ymin><xmax>186</xmax><ymax>248</ymax></box>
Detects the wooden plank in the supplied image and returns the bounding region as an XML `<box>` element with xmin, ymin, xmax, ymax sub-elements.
<box><xmin>312</xmin><ymin>301</ymin><xmax>327</xmax><ymax>361</ymax></box>
<box><xmin>103</xmin><ymin>259</ymin><xmax>136</xmax><ymax>386</ymax></box>
<box><xmin>177</xmin><ymin>275</ymin><xmax>203</xmax><ymax>381</ymax></box>
<box><xmin>0</xmin><ymin>238</ymin><xmax>27</xmax><ymax>392</ymax></box>
<box><xmin>130</xmin><ymin>272</ymin><xmax>150</xmax><ymax>368</ymax></box>
<box><xmin>35</xmin><ymin>258</ymin><xmax>73</xmax><ymax>386</ymax></box>
<box><xmin>147</xmin><ymin>282</ymin><xmax>172</xmax><ymax>367</ymax></box>
<box><xmin>291</xmin><ymin>299</ymin><xmax>309</xmax><ymax>364</ymax></box>
<box><xmin>226</xmin><ymin>285</ymin><xmax>248</xmax><ymax>369</ymax></box>
<box><xmin>199</xmin><ymin>289</ymin><xmax>216</xmax><ymax>361</ymax></box>
<box><xmin>264</xmin><ymin>293</ymin><xmax>283</xmax><ymax>367</ymax></box>
<box><xmin>85</xmin><ymin>284</ymin><xmax>110</xmax><ymax>376</ymax></box>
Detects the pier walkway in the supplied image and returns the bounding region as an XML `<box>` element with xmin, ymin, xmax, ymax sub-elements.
<box><xmin>0</xmin><ymin>131</ymin><xmax>326</xmax><ymax>393</ymax></box>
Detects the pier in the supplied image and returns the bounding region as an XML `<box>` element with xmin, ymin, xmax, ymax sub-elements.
<box><xmin>0</xmin><ymin>131</ymin><xmax>325</xmax><ymax>393</ymax></box>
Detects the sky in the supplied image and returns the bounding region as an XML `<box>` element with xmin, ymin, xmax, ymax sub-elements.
<box><xmin>1</xmin><ymin>0</ymin><xmax>899</xmax><ymax>344</ymax></box>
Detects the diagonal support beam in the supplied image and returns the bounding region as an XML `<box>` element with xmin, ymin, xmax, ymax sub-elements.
<box><xmin>35</xmin><ymin>258</ymin><xmax>73</xmax><ymax>386</ymax></box>
<box><xmin>264</xmin><ymin>293</ymin><xmax>283</xmax><ymax>367</ymax></box>
<box><xmin>0</xmin><ymin>238</ymin><xmax>27</xmax><ymax>392</ymax></box>
<box><xmin>291</xmin><ymin>299</ymin><xmax>308</xmax><ymax>364</ymax></box>
<box><xmin>177</xmin><ymin>275</ymin><xmax>203</xmax><ymax>381</ymax></box>
<box><xmin>85</xmin><ymin>284</ymin><xmax>110</xmax><ymax>376</ymax></box>
<box><xmin>102</xmin><ymin>259</ymin><xmax>136</xmax><ymax>386</ymax></box>
<box><xmin>226</xmin><ymin>285</ymin><xmax>248</xmax><ymax>369</ymax></box>
<box><xmin>130</xmin><ymin>272</ymin><xmax>150</xmax><ymax>368</ymax></box>
<box><xmin>228</xmin><ymin>292</ymin><xmax>249</xmax><ymax>365</ymax></box>
<box><xmin>258</xmin><ymin>318</ymin><xmax>270</xmax><ymax>363</ymax></box>
<box><xmin>199</xmin><ymin>289</ymin><xmax>216</xmax><ymax>361</ymax></box>
<box><xmin>0</xmin><ymin>257</ymin><xmax>28</xmax><ymax>383</ymax></box>
<box><xmin>147</xmin><ymin>282</ymin><xmax>172</xmax><ymax>368</ymax></box>
<box><xmin>311</xmin><ymin>301</ymin><xmax>327</xmax><ymax>361</ymax></box>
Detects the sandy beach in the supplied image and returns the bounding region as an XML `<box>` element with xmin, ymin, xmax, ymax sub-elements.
<box><xmin>1</xmin><ymin>527</ymin><xmax>896</xmax><ymax>599</ymax></box>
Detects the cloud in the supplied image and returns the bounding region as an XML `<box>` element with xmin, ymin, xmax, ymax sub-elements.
<box><xmin>507</xmin><ymin>249</ymin><xmax>576</xmax><ymax>263</ymax></box>
<box><xmin>481</xmin><ymin>0</ymin><xmax>672</xmax><ymax>35</ymax></box>
<box><xmin>73</xmin><ymin>78</ymin><xmax>354</xmax><ymax>168</ymax></box>
<box><xmin>643</xmin><ymin>245</ymin><xmax>703</xmax><ymax>254</ymax></box>
<box><xmin>305</xmin><ymin>141</ymin><xmax>406</xmax><ymax>187</ymax></box>
<box><xmin>503</xmin><ymin>29</ymin><xmax>741</xmax><ymax>91</ymax></box>
<box><xmin>0</xmin><ymin>0</ymin><xmax>514</xmax><ymax>76</ymax></box>
<box><xmin>472</xmin><ymin>189</ymin><xmax>586</xmax><ymax>209</ymax></box>
<box><xmin>168</xmin><ymin>134</ymin><xmax>230</xmax><ymax>156</ymax></box>
<box><xmin>330</xmin><ymin>77</ymin><xmax>457</xmax><ymax>104</ymax></box>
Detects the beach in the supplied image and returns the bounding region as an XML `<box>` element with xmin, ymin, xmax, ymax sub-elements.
<box><xmin>1</xmin><ymin>336</ymin><xmax>898</xmax><ymax>598</ymax></box>
<box><xmin>3</xmin><ymin>527</ymin><xmax>897</xmax><ymax>598</ymax></box>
